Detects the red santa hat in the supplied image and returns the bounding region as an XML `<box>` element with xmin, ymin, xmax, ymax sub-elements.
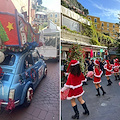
<box><xmin>94</xmin><ymin>60</ymin><xmax>100</xmax><ymax>66</ymax></box>
<box><xmin>106</xmin><ymin>60</ymin><xmax>109</xmax><ymax>64</ymax></box>
<box><xmin>67</xmin><ymin>60</ymin><xmax>79</xmax><ymax>72</ymax></box>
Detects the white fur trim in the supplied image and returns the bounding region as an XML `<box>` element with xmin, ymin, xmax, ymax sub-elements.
<box><xmin>82</xmin><ymin>78</ymin><xmax>87</xmax><ymax>82</ymax></box>
<box><xmin>113</xmin><ymin>71</ymin><xmax>119</xmax><ymax>73</ymax></box>
<box><xmin>105</xmin><ymin>74</ymin><xmax>112</xmax><ymax>76</ymax></box>
<box><xmin>71</xmin><ymin>61</ymin><xmax>79</xmax><ymax>66</ymax></box>
<box><xmin>93</xmin><ymin>80</ymin><xmax>101</xmax><ymax>84</ymax></box>
<box><xmin>106</xmin><ymin>68</ymin><xmax>112</xmax><ymax>72</ymax></box>
<box><xmin>113</xmin><ymin>66</ymin><xmax>119</xmax><ymax>68</ymax></box>
<box><xmin>67</xmin><ymin>91</ymin><xmax>85</xmax><ymax>100</ymax></box>
<box><xmin>65</xmin><ymin>83</ymin><xmax>83</xmax><ymax>89</ymax></box>
<box><xmin>94</xmin><ymin>71</ymin><xmax>103</xmax><ymax>77</ymax></box>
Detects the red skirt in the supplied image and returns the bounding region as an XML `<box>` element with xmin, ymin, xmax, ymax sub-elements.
<box><xmin>105</xmin><ymin>71</ymin><xmax>112</xmax><ymax>76</ymax></box>
<box><xmin>93</xmin><ymin>77</ymin><xmax>101</xmax><ymax>84</ymax></box>
<box><xmin>67</xmin><ymin>86</ymin><xmax>84</xmax><ymax>100</ymax></box>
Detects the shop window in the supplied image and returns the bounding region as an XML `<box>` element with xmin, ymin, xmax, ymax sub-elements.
<box><xmin>107</xmin><ymin>23</ymin><xmax>109</xmax><ymax>27</ymax></box>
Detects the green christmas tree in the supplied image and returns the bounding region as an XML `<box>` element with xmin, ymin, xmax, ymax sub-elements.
<box><xmin>27</xmin><ymin>26</ymin><xmax>32</xmax><ymax>42</ymax></box>
<box><xmin>67</xmin><ymin>44</ymin><xmax>85</xmax><ymax>73</ymax></box>
<box><xmin>0</xmin><ymin>21</ymin><xmax>9</xmax><ymax>42</ymax></box>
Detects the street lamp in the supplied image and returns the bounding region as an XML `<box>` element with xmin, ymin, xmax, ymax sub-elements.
<box><xmin>107</xmin><ymin>37</ymin><xmax>110</xmax><ymax>60</ymax></box>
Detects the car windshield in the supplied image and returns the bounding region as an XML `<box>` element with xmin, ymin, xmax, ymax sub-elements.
<box><xmin>0</xmin><ymin>54</ymin><xmax>15</xmax><ymax>66</ymax></box>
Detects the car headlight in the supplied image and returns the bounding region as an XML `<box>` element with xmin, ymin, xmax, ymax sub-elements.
<box><xmin>9</xmin><ymin>89</ymin><xmax>15</xmax><ymax>100</ymax></box>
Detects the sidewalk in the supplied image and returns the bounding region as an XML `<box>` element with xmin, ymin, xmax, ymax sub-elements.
<box><xmin>62</xmin><ymin>74</ymin><xmax>120</xmax><ymax>120</ymax></box>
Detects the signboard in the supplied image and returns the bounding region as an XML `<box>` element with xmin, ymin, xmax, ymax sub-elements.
<box><xmin>100</xmin><ymin>49</ymin><xmax>103</xmax><ymax>52</ymax></box>
<box><xmin>0</xmin><ymin>10</ymin><xmax>40</xmax><ymax>48</ymax></box>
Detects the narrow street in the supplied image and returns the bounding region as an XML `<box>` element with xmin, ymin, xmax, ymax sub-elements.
<box><xmin>0</xmin><ymin>62</ymin><xmax>60</xmax><ymax>120</ymax></box>
<box><xmin>62</xmin><ymin>74</ymin><xmax>120</xmax><ymax>120</ymax></box>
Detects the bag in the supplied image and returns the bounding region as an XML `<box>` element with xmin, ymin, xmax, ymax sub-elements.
<box><xmin>86</xmin><ymin>71</ymin><xmax>94</xmax><ymax>78</ymax></box>
<box><xmin>61</xmin><ymin>88</ymin><xmax>70</xmax><ymax>100</ymax></box>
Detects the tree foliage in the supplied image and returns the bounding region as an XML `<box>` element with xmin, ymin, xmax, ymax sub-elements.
<box><xmin>61</xmin><ymin>0</ymin><xmax>89</xmax><ymax>16</ymax></box>
<box><xmin>67</xmin><ymin>44</ymin><xmax>85</xmax><ymax>73</ymax></box>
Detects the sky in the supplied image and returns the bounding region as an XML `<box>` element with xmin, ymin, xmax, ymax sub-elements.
<box><xmin>42</xmin><ymin>0</ymin><xmax>60</xmax><ymax>12</ymax></box>
<box><xmin>78</xmin><ymin>0</ymin><xmax>120</xmax><ymax>23</ymax></box>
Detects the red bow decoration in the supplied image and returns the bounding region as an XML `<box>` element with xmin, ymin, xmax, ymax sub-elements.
<box><xmin>6</xmin><ymin>99</ymin><xmax>15</xmax><ymax>110</ymax></box>
<box><xmin>0</xmin><ymin>99</ymin><xmax>4</xmax><ymax>107</ymax></box>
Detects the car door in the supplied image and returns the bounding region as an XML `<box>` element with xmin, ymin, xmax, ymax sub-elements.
<box><xmin>24</xmin><ymin>53</ymin><xmax>38</xmax><ymax>86</ymax></box>
<box><xmin>32</xmin><ymin>50</ymin><xmax>44</xmax><ymax>83</ymax></box>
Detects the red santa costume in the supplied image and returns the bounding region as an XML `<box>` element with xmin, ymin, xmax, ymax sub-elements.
<box><xmin>104</xmin><ymin>60</ymin><xmax>112</xmax><ymax>76</ymax></box>
<box><xmin>93</xmin><ymin>60</ymin><xmax>103</xmax><ymax>84</ymax></box>
<box><xmin>113</xmin><ymin>58</ymin><xmax>120</xmax><ymax>80</ymax></box>
<box><xmin>113</xmin><ymin>58</ymin><xmax>120</xmax><ymax>73</ymax></box>
<box><xmin>61</xmin><ymin>60</ymin><xmax>86</xmax><ymax>100</ymax></box>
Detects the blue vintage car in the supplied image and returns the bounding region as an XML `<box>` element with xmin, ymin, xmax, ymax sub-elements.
<box><xmin>0</xmin><ymin>49</ymin><xmax>47</xmax><ymax>109</ymax></box>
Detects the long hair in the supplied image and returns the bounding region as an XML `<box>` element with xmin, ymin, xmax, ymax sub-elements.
<box><xmin>70</xmin><ymin>64</ymin><xmax>81</xmax><ymax>76</ymax></box>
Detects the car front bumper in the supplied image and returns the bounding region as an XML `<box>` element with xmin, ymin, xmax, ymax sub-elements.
<box><xmin>0</xmin><ymin>100</ymin><xmax>20</xmax><ymax>107</ymax></box>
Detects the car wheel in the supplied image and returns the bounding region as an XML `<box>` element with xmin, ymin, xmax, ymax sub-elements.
<box><xmin>43</xmin><ymin>68</ymin><xmax>47</xmax><ymax>78</ymax></box>
<box><xmin>23</xmin><ymin>86</ymin><xmax>33</xmax><ymax>107</ymax></box>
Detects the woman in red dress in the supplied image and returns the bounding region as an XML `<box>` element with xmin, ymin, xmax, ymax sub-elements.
<box><xmin>94</xmin><ymin>60</ymin><xmax>106</xmax><ymax>96</ymax></box>
<box><xmin>61</xmin><ymin>60</ymin><xmax>89</xmax><ymax>119</ymax></box>
<box><xmin>104</xmin><ymin>60</ymin><xmax>113</xmax><ymax>86</ymax></box>
<box><xmin>113</xmin><ymin>58</ymin><xmax>120</xmax><ymax>80</ymax></box>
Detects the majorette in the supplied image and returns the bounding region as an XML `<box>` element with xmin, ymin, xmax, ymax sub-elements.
<box><xmin>104</xmin><ymin>60</ymin><xmax>113</xmax><ymax>76</ymax></box>
<box><xmin>93</xmin><ymin>60</ymin><xmax>103</xmax><ymax>84</ymax></box>
<box><xmin>93</xmin><ymin>60</ymin><xmax>106</xmax><ymax>96</ymax></box>
<box><xmin>104</xmin><ymin>60</ymin><xmax>113</xmax><ymax>86</ymax></box>
<box><xmin>61</xmin><ymin>60</ymin><xmax>89</xmax><ymax>119</ymax></box>
<box><xmin>113</xmin><ymin>58</ymin><xmax>120</xmax><ymax>80</ymax></box>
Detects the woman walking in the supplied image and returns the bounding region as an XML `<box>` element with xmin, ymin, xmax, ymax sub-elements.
<box><xmin>113</xmin><ymin>58</ymin><xmax>120</xmax><ymax>81</ymax></box>
<box><xmin>93</xmin><ymin>60</ymin><xmax>106</xmax><ymax>96</ymax></box>
<box><xmin>61</xmin><ymin>60</ymin><xmax>89</xmax><ymax>119</ymax></box>
<box><xmin>104</xmin><ymin>60</ymin><xmax>113</xmax><ymax>86</ymax></box>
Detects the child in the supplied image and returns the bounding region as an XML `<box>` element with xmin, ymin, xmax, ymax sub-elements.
<box><xmin>104</xmin><ymin>60</ymin><xmax>113</xmax><ymax>86</ymax></box>
<box><xmin>113</xmin><ymin>58</ymin><xmax>120</xmax><ymax>80</ymax></box>
<box><xmin>61</xmin><ymin>60</ymin><xmax>89</xmax><ymax>119</ymax></box>
<box><xmin>94</xmin><ymin>60</ymin><xmax>106</xmax><ymax>96</ymax></box>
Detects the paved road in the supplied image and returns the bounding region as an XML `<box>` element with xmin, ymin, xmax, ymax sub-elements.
<box><xmin>62</xmin><ymin>74</ymin><xmax>120</xmax><ymax>120</ymax></box>
<box><xmin>0</xmin><ymin>61</ymin><xmax>60</xmax><ymax>120</ymax></box>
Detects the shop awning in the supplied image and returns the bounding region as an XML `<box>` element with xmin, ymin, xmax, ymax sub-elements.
<box><xmin>83</xmin><ymin>47</ymin><xmax>91</xmax><ymax>52</ymax></box>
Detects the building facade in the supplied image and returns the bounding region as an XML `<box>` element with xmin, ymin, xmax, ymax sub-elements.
<box><xmin>47</xmin><ymin>12</ymin><xmax>60</xmax><ymax>27</ymax></box>
<box><xmin>87</xmin><ymin>15</ymin><xmax>119</xmax><ymax>39</ymax></box>
<box><xmin>61</xmin><ymin>6</ymin><xmax>107</xmax><ymax>60</ymax></box>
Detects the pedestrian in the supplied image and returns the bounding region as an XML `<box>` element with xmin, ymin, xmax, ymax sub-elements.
<box><xmin>87</xmin><ymin>59</ymin><xmax>94</xmax><ymax>80</ymax></box>
<box><xmin>99</xmin><ymin>58</ymin><xmax>104</xmax><ymax>72</ymax></box>
<box><xmin>61</xmin><ymin>60</ymin><xmax>89</xmax><ymax>119</ymax></box>
<box><xmin>93</xmin><ymin>60</ymin><xmax>106</xmax><ymax>96</ymax></box>
<box><xmin>104</xmin><ymin>60</ymin><xmax>113</xmax><ymax>86</ymax></box>
<box><xmin>113</xmin><ymin>58</ymin><xmax>120</xmax><ymax>81</ymax></box>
